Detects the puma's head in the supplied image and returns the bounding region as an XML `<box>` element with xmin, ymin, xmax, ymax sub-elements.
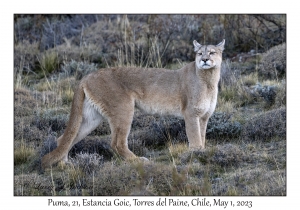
<box><xmin>193</xmin><ymin>39</ymin><xmax>225</xmax><ymax>70</ymax></box>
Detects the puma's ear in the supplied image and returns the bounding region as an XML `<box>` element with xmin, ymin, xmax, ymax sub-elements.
<box><xmin>193</xmin><ymin>40</ymin><xmax>202</xmax><ymax>52</ymax></box>
<box><xmin>216</xmin><ymin>39</ymin><xmax>225</xmax><ymax>51</ymax></box>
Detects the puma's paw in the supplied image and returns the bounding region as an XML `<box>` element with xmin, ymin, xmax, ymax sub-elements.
<box><xmin>139</xmin><ymin>156</ymin><xmax>150</xmax><ymax>162</ymax></box>
<box><xmin>61</xmin><ymin>155</ymin><xmax>69</xmax><ymax>163</ymax></box>
<box><xmin>189</xmin><ymin>146</ymin><xmax>205</xmax><ymax>151</ymax></box>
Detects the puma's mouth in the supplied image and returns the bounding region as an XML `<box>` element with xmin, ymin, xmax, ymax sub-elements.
<box><xmin>201</xmin><ymin>64</ymin><xmax>211</xmax><ymax>69</ymax></box>
<box><xmin>196</xmin><ymin>61</ymin><xmax>214</xmax><ymax>70</ymax></box>
<box><xmin>200</xmin><ymin>60</ymin><xmax>212</xmax><ymax>68</ymax></box>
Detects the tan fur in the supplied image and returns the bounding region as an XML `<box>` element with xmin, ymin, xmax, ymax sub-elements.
<box><xmin>41</xmin><ymin>39</ymin><xmax>225</xmax><ymax>169</ymax></box>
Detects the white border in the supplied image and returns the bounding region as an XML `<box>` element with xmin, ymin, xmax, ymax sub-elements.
<box><xmin>4</xmin><ymin>1</ymin><xmax>298</xmax><ymax>209</ymax></box>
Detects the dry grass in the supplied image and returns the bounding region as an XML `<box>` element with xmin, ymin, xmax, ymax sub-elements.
<box><xmin>13</xmin><ymin>74</ymin><xmax>286</xmax><ymax>196</ymax></box>
<box><xmin>14</xmin><ymin>142</ymin><xmax>35</xmax><ymax>166</ymax></box>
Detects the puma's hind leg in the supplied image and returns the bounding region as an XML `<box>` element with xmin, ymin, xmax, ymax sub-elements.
<box><xmin>58</xmin><ymin>98</ymin><xmax>103</xmax><ymax>163</ymax></box>
<box><xmin>108</xmin><ymin>99</ymin><xmax>148</xmax><ymax>161</ymax></box>
<box><xmin>109</xmin><ymin>111</ymin><xmax>136</xmax><ymax>160</ymax></box>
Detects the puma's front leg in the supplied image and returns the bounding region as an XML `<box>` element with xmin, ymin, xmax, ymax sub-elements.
<box><xmin>184</xmin><ymin>113</ymin><xmax>203</xmax><ymax>149</ymax></box>
<box><xmin>200</xmin><ymin>115</ymin><xmax>210</xmax><ymax>148</ymax></box>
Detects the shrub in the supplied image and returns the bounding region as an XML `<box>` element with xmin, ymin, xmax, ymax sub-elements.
<box><xmin>207</xmin><ymin>112</ymin><xmax>242</xmax><ymax>140</ymax></box>
<box><xmin>212</xmin><ymin>144</ymin><xmax>247</xmax><ymax>167</ymax></box>
<box><xmin>180</xmin><ymin>143</ymin><xmax>246</xmax><ymax>167</ymax></box>
<box><xmin>129</xmin><ymin>116</ymin><xmax>187</xmax><ymax>149</ymax></box>
<box><xmin>14</xmin><ymin>120</ymin><xmax>45</xmax><ymax>143</ymax></box>
<box><xmin>69</xmin><ymin>136</ymin><xmax>114</xmax><ymax>161</ymax></box>
<box><xmin>242</xmin><ymin>107</ymin><xmax>286</xmax><ymax>141</ymax></box>
<box><xmin>14</xmin><ymin>143</ymin><xmax>35</xmax><ymax>166</ymax></box>
<box><xmin>14</xmin><ymin>173</ymin><xmax>53</xmax><ymax>196</ymax></box>
<box><xmin>14</xmin><ymin>40</ymin><xmax>40</xmax><ymax>73</ymax></box>
<box><xmin>274</xmin><ymin>80</ymin><xmax>286</xmax><ymax>108</ymax></box>
<box><xmin>61</xmin><ymin>60</ymin><xmax>99</xmax><ymax>80</ymax></box>
<box><xmin>129</xmin><ymin>112</ymin><xmax>242</xmax><ymax>150</ymax></box>
<box><xmin>258</xmin><ymin>43</ymin><xmax>286</xmax><ymax>80</ymax></box>
<box><xmin>90</xmin><ymin>161</ymin><xmax>183</xmax><ymax>195</ymax></box>
<box><xmin>70</xmin><ymin>152</ymin><xmax>104</xmax><ymax>174</ymax></box>
<box><xmin>39</xmin><ymin>135</ymin><xmax>57</xmax><ymax>158</ymax></box>
<box><xmin>33</xmin><ymin>109</ymin><xmax>68</xmax><ymax>132</ymax></box>
<box><xmin>14</xmin><ymin>87</ymin><xmax>41</xmax><ymax>113</ymax></box>
<box><xmin>36</xmin><ymin>51</ymin><xmax>61</xmax><ymax>77</ymax></box>
<box><xmin>220</xmin><ymin>60</ymin><xmax>240</xmax><ymax>87</ymax></box>
<box><xmin>219</xmin><ymin>85</ymin><xmax>256</xmax><ymax>108</ymax></box>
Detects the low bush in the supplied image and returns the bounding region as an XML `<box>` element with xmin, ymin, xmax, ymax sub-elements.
<box><xmin>180</xmin><ymin>143</ymin><xmax>246</xmax><ymax>167</ymax></box>
<box><xmin>258</xmin><ymin>43</ymin><xmax>286</xmax><ymax>80</ymax></box>
<box><xmin>70</xmin><ymin>152</ymin><xmax>104</xmax><ymax>174</ymax></box>
<box><xmin>207</xmin><ymin>112</ymin><xmax>242</xmax><ymax>140</ymax></box>
<box><xmin>14</xmin><ymin>173</ymin><xmax>53</xmax><ymax>196</ymax></box>
<box><xmin>14</xmin><ymin>143</ymin><xmax>35</xmax><ymax>166</ymax></box>
<box><xmin>61</xmin><ymin>60</ymin><xmax>99</xmax><ymax>80</ymax></box>
<box><xmin>69</xmin><ymin>136</ymin><xmax>114</xmax><ymax>161</ymax></box>
<box><xmin>35</xmin><ymin>51</ymin><xmax>61</xmax><ymax>77</ymax></box>
<box><xmin>241</xmin><ymin>107</ymin><xmax>286</xmax><ymax>141</ymax></box>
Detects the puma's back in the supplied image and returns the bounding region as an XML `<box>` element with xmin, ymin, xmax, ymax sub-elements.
<box><xmin>41</xmin><ymin>39</ymin><xmax>225</xmax><ymax>169</ymax></box>
<box><xmin>81</xmin><ymin>63</ymin><xmax>194</xmax><ymax>116</ymax></box>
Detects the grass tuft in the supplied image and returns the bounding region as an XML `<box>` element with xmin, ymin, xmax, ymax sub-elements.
<box><xmin>14</xmin><ymin>142</ymin><xmax>35</xmax><ymax>166</ymax></box>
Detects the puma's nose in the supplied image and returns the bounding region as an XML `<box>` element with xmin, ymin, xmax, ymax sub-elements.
<box><xmin>202</xmin><ymin>58</ymin><xmax>209</xmax><ymax>62</ymax></box>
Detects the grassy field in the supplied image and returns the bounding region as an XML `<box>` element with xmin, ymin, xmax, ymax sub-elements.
<box><xmin>14</xmin><ymin>14</ymin><xmax>286</xmax><ymax>196</ymax></box>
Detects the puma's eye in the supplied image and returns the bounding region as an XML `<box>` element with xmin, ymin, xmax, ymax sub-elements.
<box><xmin>197</xmin><ymin>52</ymin><xmax>202</xmax><ymax>56</ymax></box>
<box><xmin>210</xmin><ymin>52</ymin><xmax>216</xmax><ymax>55</ymax></box>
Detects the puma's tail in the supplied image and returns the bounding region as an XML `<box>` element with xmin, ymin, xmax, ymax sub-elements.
<box><xmin>41</xmin><ymin>84</ymin><xmax>85</xmax><ymax>169</ymax></box>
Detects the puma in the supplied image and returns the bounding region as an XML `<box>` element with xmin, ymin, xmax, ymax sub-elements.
<box><xmin>41</xmin><ymin>39</ymin><xmax>225</xmax><ymax>169</ymax></box>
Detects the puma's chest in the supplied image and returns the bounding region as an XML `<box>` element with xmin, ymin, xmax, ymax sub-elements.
<box><xmin>193</xmin><ymin>90</ymin><xmax>218</xmax><ymax>117</ymax></box>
